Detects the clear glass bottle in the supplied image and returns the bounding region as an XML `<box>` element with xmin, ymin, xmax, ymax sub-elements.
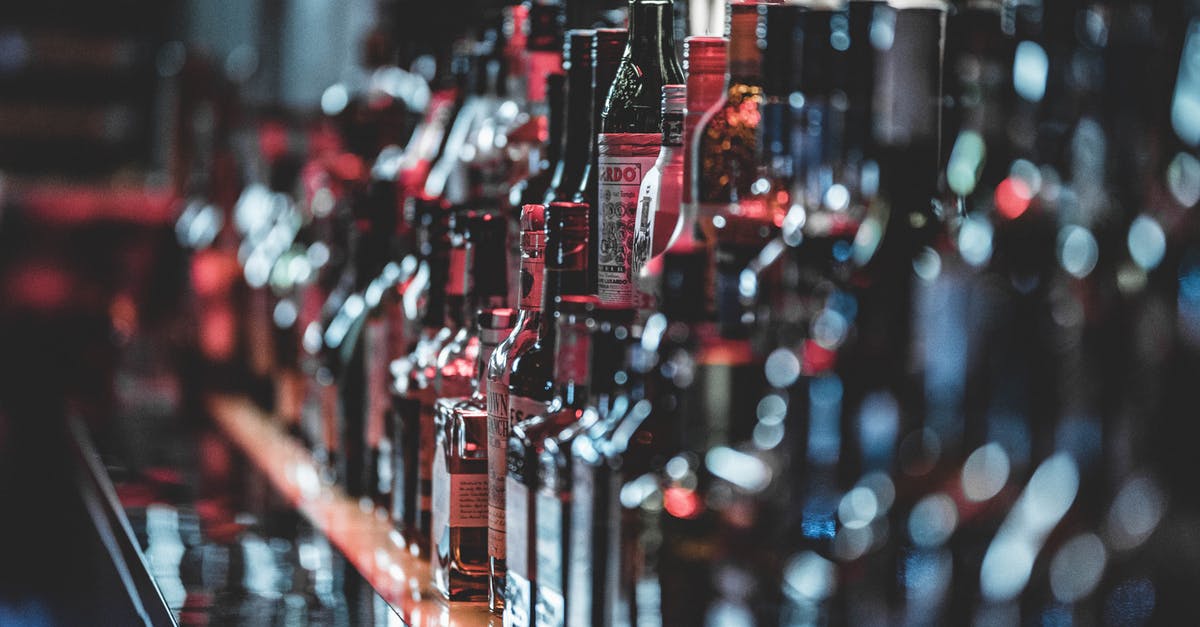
<box><xmin>692</xmin><ymin>0</ymin><xmax>780</xmax><ymax>336</ymax></box>
<box><xmin>631</xmin><ymin>84</ymin><xmax>686</xmax><ymax>310</ymax></box>
<box><xmin>639</xmin><ymin>36</ymin><xmax>727</xmax><ymax>301</ymax></box>
<box><xmin>487</xmin><ymin>204</ymin><xmax>546</xmax><ymax>612</ymax></box>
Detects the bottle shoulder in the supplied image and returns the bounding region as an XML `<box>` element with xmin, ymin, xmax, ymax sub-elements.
<box><xmin>507</xmin><ymin>341</ymin><xmax>554</xmax><ymax>397</ymax></box>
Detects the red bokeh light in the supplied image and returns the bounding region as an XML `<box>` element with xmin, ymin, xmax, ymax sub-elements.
<box><xmin>995</xmin><ymin>177</ymin><xmax>1032</xmax><ymax>220</ymax></box>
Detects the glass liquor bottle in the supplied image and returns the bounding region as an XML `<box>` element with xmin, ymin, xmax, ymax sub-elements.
<box><xmin>362</xmin><ymin>256</ymin><xmax>417</xmax><ymax>511</ymax></box>
<box><xmin>427</xmin><ymin>209</ymin><xmax>511</xmax><ymax>562</ymax></box>
<box><xmin>692</xmin><ymin>0</ymin><xmax>781</xmax><ymax>336</ymax></box>
<box><xmin>506</xmin><ymin>200</ymin><xmax>592</xmax><ymax>445</ymax></box>
<box><xmin>388</xmin><ymin>198</ymin><xmax>448</xmax><ymax>543</ymax></box>
<box><xmin>431</xmin><ymin>291</ymin><xmax>515</xmax><ymax>601</ymax></box>
<box><xmin>509</xmin><ymin>2</ymin><xmax>567</xmax><ymax>209</ymax></box>
<box><xmin>596</xmin><ymin>0</ymin><xmax>683</xmax><ymax>307</ymax></box>
<box><xmin>435</xmin><ymin>211</ymin><xmax>510</xmax><ymax>404</ymax></box>
<box><xmin>534</xmin><ymin>301</ymin><xmax>635</xmax><ymax>627</ymax></box>
<box><xmin>630</xmin><ymin>84</ymin><xmax>685</xmax><ymax>309</ymax></box>
<box><xmin>545</xmin><ymin>29</ymin><xmax>597</xmax><ymax>205</ymax></box>
<box><xmin>391</xmin><ymin>200</ymin><xmax>459</xmax><ymax>556</ymax></box>
<box><xmin>638</xmin><ymin>36</ymin><xmax>727</xmax><ymax>300</ymax></box>
<box><xmin>576</xmin><ymin>28</ymin><xmax>629</xmax><ymax>294</ymax></box>
<box><xmin>487</xmin><ymin>204</ymin><xmax>547</xmax><ymax>612</ymax></box>
<box><xmin>503</xmin><ymin>201</ymin><xmax>590</xmax><ymax>626</ymax></box>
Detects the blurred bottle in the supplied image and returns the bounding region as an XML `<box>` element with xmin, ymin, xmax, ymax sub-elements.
<box><xmin>432</xmin><ymin>289</ymin><xmax>514</xmax><ymax>601</ymax></box>
<box><xmin>637</xmin><ymin>36</ymin><xmax>727</xmax><ymax>301</ymax></box>
<box><xmin>389</xmin><ymin>198</ymin><xmax>453</xmax><ymax>556</ymax></box>
<box><xmin>533</xmin><ymin>299</ymin><xmax>634</xmax><ymax>627</ymax></box>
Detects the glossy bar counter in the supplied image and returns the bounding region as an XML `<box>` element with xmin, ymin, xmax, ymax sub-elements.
<box><xmin>204</xmin><ymin>395</ymin><xmax>493</xmax><ymax>627</ymax></box>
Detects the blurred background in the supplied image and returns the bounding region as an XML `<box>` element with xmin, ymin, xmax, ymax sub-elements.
<box><xmin>0</xmin><ymin>1</ymin><xmax>410</xmax><ymax>624</ymax></box>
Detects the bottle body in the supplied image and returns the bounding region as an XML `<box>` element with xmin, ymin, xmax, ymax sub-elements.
<box><xmin>596</xmin><ymin>2</ymin><xmax>683</xmax><ymax>307</ymax></box>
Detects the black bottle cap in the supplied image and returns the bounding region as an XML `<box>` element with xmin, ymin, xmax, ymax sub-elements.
<box><xmin>545</xmin><ymin>201</ymin><xmax>590</xmax><ymax>234</ymax></box>
<box><xmin>564</xmin><ymin>29</ymin><xmax>596</xmax><ymax>70</ymax></box>
<box><xmin>593</xmin><ymin>28</ymin><xmax>629</xmax><ymax>64</ymax></box>
<box><xmin>467</xmin><ymin>211</ymin><xmax>508</xmax><ymax>247</ymax></box>
<box><xmin>478</xmin><ymin>307</ymin><xmax>516</xmax><ymax>331</ymax></box>
<box><xmin>528</xmin><ymin>1</ymin><xmax>566</xmax><ymax>53</ymax></box>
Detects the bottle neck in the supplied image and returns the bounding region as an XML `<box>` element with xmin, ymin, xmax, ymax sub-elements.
<box><xmin>661</xmin><ymin>97</ymin><xmax>684</xmax><ymax>146</ymax></box>
<box><xmin>519</xmin><ymin>236</ymin><xmax>547</xmax><ymax>312</ymax></box>
<box><xmin>683</xmin><ymin>65</ymin><xmax>727</xmax><ymax>206</ymax></box>
<box><xmin>420</xmin><ymin>234</ymin><xmax>451</xmax><ymax>328</ymax></box>
<box><xmin>476</xmin><ymin>318</ymin><xmax>514</xmax><ymax>396</ymax></box>
<box><xmin>727</xmin><ymin>4</ymin><xmax>764</xmax><ymax>86</ymax></box>
<box><xmin>626</xmin><ymin>1</ymin><xmax>680</xmax><ymax>84</ymax></box>
<box><xmin>538</xmin><ymin>218</ymin><xmax>590</xmax><ymax>341</ymax></box>
<box><xmin>470</xmin><ymin>240</ymin><xmax>510</xmax><ymax>313</ymax></box>
<box><xmin>544</xmin><ymin>75</ymin><xmax>567</xmax><ymax>169</ymax></box>
<box><xmin>444</xmin><ymin>241</ymin><xmax>469</xmax><ymax>328</ymax></box>
<box><xmin>549</xmin><ymin>40</ymin><xmax>594</xmax><ymax>202</ymax></box>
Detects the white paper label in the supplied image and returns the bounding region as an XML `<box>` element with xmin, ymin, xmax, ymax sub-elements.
<box><xmin>597</xmin><ymin>132</ymin><xmax>662</xmax><ymax>307</ymax></box>
<box><xmin>506</xmin><ymin>476</ymin><xmax>530</xmax><ymax>576</ymax></box>
<box><xmin>488</xmin><ymin>387</ymin><xmax>511</xmax><ymax>559</ymax></box>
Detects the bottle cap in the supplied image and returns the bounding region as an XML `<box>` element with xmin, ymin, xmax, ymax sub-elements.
<box><xmin>527</xmin><ymin>2</ymin><xmax>564</xmax><ymax>53</ymax></box>
<box><xmin>593</xmin><ymin>28</ymin><xmax>629</xmax><ymax>63</ymax></box>
<box><xmin>545</xmin><ymin>201</ymin><xmax>589</xmax><ymax>271</ymax></box>
<box><xmin>520</xmin><ymin>204</ymin><xmax>547</xmax><ymax>232</ymax></box>
<box><xmin>661</xmin><ymin>84</ymin><xmax>686</xmax><ymax>113</ymax></box>
<box><xmin>684</xmin><ymin>36</ymin><xmax>728</xmax><ymax>76</ymax></box>
<box><xmin>563</xmin><ymin>29</ymin><xmax>596</xmax><ymax>70</ymax></box>
<box><xmin>545</xmin><ymin>201</ymin><xmax>589</xmax><ymax>233</ymax></box>
<box><xmin>478</xmin><ymin>307</ymin><xmax>516</xmax><ymax>331</ymax></box>
<box><xmin>467</xmin><ymin>211</ymin><xmax>507</xmax><ymax>247</ymax></box>
<box><xmin>521</xmin><ymin>204</ymin><xmax>547</xmax><ymax>252</ymax></box>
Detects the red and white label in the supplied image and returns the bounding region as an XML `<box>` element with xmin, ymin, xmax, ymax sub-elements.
<box><xmin>597</xmin><ymin>133</ymin><xmax>662</xmax><ymax>306</ymax></box>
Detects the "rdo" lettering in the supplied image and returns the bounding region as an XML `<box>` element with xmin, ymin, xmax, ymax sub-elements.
<box><xmin>601</xmin><ymin>165</ymin><xmax>641</xmax><ymax>184</ymax></box>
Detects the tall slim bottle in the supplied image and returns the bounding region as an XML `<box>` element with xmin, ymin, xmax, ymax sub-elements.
<box><xmin>576</xmin><ymin>28</ymin><xmax>629</xmax><ymax>294</ymax></box>
<box><xmin>431</xmin><ymin>212</ymin><xmax>515</xmax><ymax>601</ymax></box>
<box><xmin>534</xmin><ymin>300</ymin><xmax>633</xmax><ymax>627</ymax></box>
<box><xmin>595</xmin><ymin>0</ymin><xmax>683</xmax><ymax>306</ymax></box>
<box><xmin>693</xmin><ymin>0</ymin><xmax>778</xmax><ymax>335</ymax></box>
<box><xmin>504</xmin><ymin>201</ymin><xmax>590</xmax><ymax>626</ymax></box>
<box><xmin>487</xmin><ymin>204</ymin><xmax>547</xmax><ymax>612</ymax></box>
<box><xmin>545</xmin><ymin>30</ymin><xmax>597</xmax><ymax>205</ymax></box>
